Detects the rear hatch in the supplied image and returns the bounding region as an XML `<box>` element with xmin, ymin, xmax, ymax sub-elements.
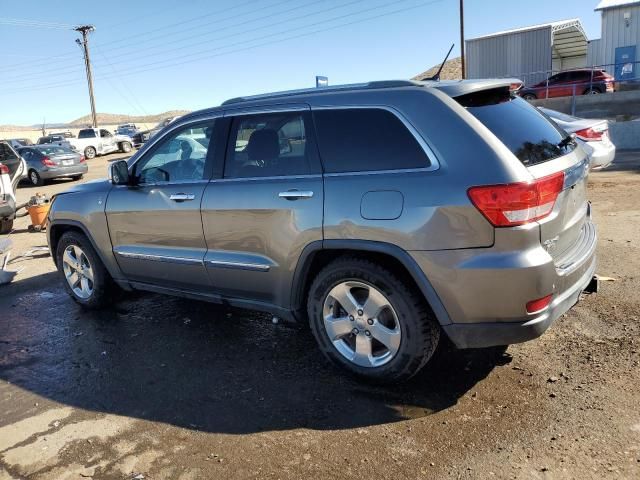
<box><xmin>454</xmin><ymin>86</ymin><xmax>590</xmax><ymax>265</ymax></box>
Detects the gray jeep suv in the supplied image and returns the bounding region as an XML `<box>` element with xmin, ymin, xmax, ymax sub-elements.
<box><xmin>47</xmin><ymin>79</ymin><xmax>597</xmax><ymax>382</ymax></box>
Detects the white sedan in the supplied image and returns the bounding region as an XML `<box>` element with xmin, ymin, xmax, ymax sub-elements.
<box><xmin>539</xmin><ymin>107</ymin><xmax>615</xmax><ymax>170</ymax></box>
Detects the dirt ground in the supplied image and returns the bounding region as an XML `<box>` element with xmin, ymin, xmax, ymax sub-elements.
<box><xmin>0</xmin><ymin>152</ymin><xmax>639</xmax><ymax>480</ymax></box>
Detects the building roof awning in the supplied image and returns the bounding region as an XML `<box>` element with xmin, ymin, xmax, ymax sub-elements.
<box><xmin>551</xmin><ymin>19</ymin><xmax>588</xmax><ymax>60</ymax></box>
<box><xmin>466</xmin><ymin>18</ymin><xmax>588</xmax><ymax>60</ymax></box>
<box><xmin>595</xmin><ymin>0</ymin><xmax>640</xmax><ymax>11</ymax></box>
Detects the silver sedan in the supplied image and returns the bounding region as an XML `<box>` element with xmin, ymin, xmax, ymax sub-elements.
<box><xmin>18</xmin><ymin>145</ymin><xmax>88</xmax><ymax>186</ymax></box>
<box><xmin>539</xmin><ymin>107</ymin><xmax>616</xmax><ymax>170</ymax></box>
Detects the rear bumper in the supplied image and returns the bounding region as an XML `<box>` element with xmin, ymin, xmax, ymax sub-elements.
<box><xmin>39</xmin><ymin>164</ymin><xmax>88</xmax><ymax>179</ymax></box>
<box><xmin>410</xmin><ymin>217</ymin><xmax>598</xmax><ymax>349</ymax></box>
<box><xmin>0</xmin><ymin>195</ymin><xmax>16</xmax><ymax>220</ymax></box>
<box><xmin>441</xmin><ymin>254</ymin><xmax>596</xmax><ymax>348</ymax></box>
<box><xmin>584</xmin><ymin>140</ymin><xmax>616</xmax><ymax>170</ymax></box>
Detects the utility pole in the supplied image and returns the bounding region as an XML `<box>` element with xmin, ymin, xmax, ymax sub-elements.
<box><xmin>459</xmin><ymin>0</ymin><xmax>465</xmax><ymax>79</ymax></box>
<box><xmin>74</xmin><ymin>25</ymin><xmax>97</xmax><ymax>128</ymax></box>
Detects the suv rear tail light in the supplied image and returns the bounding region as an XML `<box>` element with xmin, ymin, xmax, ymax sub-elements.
<box><xmin>526</xmin><ymin>294</ymin><xmax>553</xmax><ymax>314</ymax></box>
<box><xmin>41</xmin><ymin>156</ymin><xmax>56</xmax><ymax>167</ymax></box>
<box><xmin>468</xmin><ymin>171</ymin><xmax>565</xmax><ymax>227</ymax></box>
<box><xmin>574</xmin><ymin>127</ymin><xmax>604</xmax><ymax>141</ymax></box>
<box><xmin>510</xmin><ymin>81</ymin><xmax>523</xmax><ymax>92</ymax></box>
<box><xmin>79</xmin><ymin>155</ymin><xmax>86</xmax><ymax>163</ymax></box>
<box><xmin>0</xmin><ymin>163</ymin><xmax>8</xmax><ymax>174</ymax></box>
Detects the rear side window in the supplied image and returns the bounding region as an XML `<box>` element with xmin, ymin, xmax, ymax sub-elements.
<box><xmin>313</xmin><ymin>108</ymin><xmax>430</xmax><ymax>173</ymax></box>
<box><xmin>78</xmin><ymin>129</ymin><xmax>96</xmax><ymax>139</ymax></box>
<box><xmin>224</xmin><ymin>111</ymin><xmax>315</xmax><ymax>178</ymax></box>
<box><xmin>459</xmin><ymin>89</ymin><xmax>575</xmax><ymax>166</ymax></box>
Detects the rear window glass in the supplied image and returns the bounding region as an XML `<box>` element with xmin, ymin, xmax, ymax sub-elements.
<box><xmin>78</xmin><ymin>129</ymin><xmax>96</xmax><ymax>139</ymax></box>
<box><xmin>313</xmin><ymin>108</ymin><xmax>430</xmax><ymax>173</ymax></box>
<box><xmin>458</xmin><ymin>88</ymin><xmax>575</xmax><ymax>166</ymax></box>
<box><xmin>38</xmin><ymin>146</ymin><xmax>70</xmax><ymax>155</ymax></box>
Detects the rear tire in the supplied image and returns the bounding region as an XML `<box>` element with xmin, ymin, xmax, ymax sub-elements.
<box><xmin>583</xmin><ymin>87</ymin><xmax>602</xmax><ymax>95</ymax></box>
<box><xmin>71</xmin><ymin>174</ymin><xmax>84</xmax><ymax>181</ymax></box>
<box><xmin>84</xmin><ymin>147</ymin><xmax>96</xmax><ymax>159</ymax></box>
<box><xmin>120</xmin><ymin>142</ymin><xmax>132</xmax><ymax>153</ymax></box>
<box><xmin>56</xmin><ymin>231</ymin><xmax>114</xmax><ymax>309</ymax></box>
<box><xmin>522</xmin><ymin>93</ymin><xmax>537</xmax><ymax>101</ymax></box>
<box><xmin>0</xmin><ymin>218</ymin><xmax>13</xmax><ymax>234</ymax></box>
<box><xmin>307</xmin><ymin>256</ymin><xmax>440</xmax><ymax>383</ymax></box>
<box><xmin>29</xmin><ymin>169</ymin><xmax>43</xmax><ymax>187</ymax></box>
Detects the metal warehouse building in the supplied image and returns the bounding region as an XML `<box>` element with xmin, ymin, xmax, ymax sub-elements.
<box><xmin>588</xmin><ymin>0</ymin><xmax>640</xmax><ymax>80</ymax></box>
<box><xmin>465</xmin><ymin>19</ymin><xmax>589</xmax><ymax>85</ymax></box>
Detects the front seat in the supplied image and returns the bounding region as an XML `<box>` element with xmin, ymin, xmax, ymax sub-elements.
<box><xmin>241</xmin><ymin>129</ymin><xmax>279</xmax><ymax>176</ymax></box>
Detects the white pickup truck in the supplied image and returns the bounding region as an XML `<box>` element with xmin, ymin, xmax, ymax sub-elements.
<box><xmin>69</xmin><ymin>128</ymin><xmax>133</xmax><ymax>159</ymax></box>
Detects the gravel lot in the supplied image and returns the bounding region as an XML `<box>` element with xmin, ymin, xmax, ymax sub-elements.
<box><xmin>0</xmin><ymin>151</ymin><xmax>639</xmax><ymax>479</ymax></box>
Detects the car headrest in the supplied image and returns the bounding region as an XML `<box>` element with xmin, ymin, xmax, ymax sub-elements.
<box><xmin>246</xmin><ymin>129</ymin><xmax>279</xmax><ymax>161</ymax></box>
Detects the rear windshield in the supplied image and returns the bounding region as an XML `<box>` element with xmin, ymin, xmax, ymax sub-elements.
<box><xmin>458</xmin><ymin>88</ymin><xmax>575</xmax><ymax>166</ymax></box>
<box><xmin>37</xmin><ymin>146</ymin><xmax>71</xmax><ymax>155</ymax></box>
<box><xmin>78</xmin><ymin>129</ymin><xmax>96</xmax><ymax>139</ymax></box>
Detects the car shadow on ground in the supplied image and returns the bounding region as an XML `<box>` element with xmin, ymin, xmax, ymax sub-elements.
<box><xmin>0</xmin><ymin>273</ymin><xmax>510</xmax><ymax>434</ymax></box>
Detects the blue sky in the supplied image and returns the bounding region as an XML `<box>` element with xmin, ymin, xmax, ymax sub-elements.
<box><xmin>0</xmin><ymin>0</ymin><xmax>602</xmax><ymax>125</ymax></box>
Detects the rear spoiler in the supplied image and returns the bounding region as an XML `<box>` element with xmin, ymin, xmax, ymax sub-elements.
<box><xmin>424</xmin><ymin>78</ymin><xmax>523</xmax><ymax>98</ymax></box>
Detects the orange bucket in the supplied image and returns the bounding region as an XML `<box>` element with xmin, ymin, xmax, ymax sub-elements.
<box><xmin>28</xmin><ymin>203</ymin><xmax>51</xmax><ymax>227</ymax></box>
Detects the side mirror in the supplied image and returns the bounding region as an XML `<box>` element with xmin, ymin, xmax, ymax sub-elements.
<box><xmin>109</xmin><ymin>160</ymin><xmax>130</xmax><ymax>185</ymax></box>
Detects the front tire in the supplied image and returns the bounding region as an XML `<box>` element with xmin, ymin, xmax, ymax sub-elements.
<box><xmin>583</xmin><ymin>87</ymin><xmax>602</xmax><ymax>95</ymax></box>
<box><xmin>84</xmin><ymin>146</ymin><xmax>96</xmax><ymax>159</ymax></box>
<box><xmin>522</xmin><ymin>93</ymin><xmax>537</xmax><ymax>101</ymax></box>
<box><xmin>120</xmin><ymin>142</ymin><xmax>132</xmax><ymax>153</ymax></box>
<box><xmin>307</xmin><ymin>257</ymin><xmax>440</xmax><ymax>383</ymax></box>
<box><xmin>29</xmin><ymin>169</ymin><xmax>43</xmax><ymax>187</ymax></box>
<box><xmin>56</xmin><ymin>231</ymin><xmax>113</xmax><ymax>309</ymax></box>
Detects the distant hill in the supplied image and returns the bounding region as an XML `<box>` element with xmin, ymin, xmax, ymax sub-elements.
<box><xmin>412</xmin><ymin>57</ymin><xmax>462</xmax><ymax>81</ymax></box>
<box><xmin>67</xmin><ymin>110</ymin><xmax>191</xmax><ymax>127</ymax></box>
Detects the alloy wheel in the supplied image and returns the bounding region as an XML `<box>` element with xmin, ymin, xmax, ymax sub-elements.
<box><xmin>322</xmin><ymin>281</ymin><xmax>401</xmax><ymax>368</ymax></box>
<box><xmin>62</xmin><ymin>245</ymin><xmax>94</xmax><ymax>299</ymax></box>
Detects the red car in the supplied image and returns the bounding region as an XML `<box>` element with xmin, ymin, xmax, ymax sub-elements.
<box><xmin>519</xmin><ymin>69</ymin><xmax>615</xmax><ymax>100</ymax></box>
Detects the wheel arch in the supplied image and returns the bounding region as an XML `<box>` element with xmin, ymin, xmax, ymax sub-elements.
<box><xmin>291</xmin><ymin>240</ymin><xmax>452</xmax><ymax>327</ymax></box>
<box><xmin>49</xmin><ymin>220</ymin><xmax>113</xmax><ymax>276</ymax></box>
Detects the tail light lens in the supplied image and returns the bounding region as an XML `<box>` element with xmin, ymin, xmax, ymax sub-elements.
<box><xmin>41</xmin><ymin>156</ymin><xmax>55</xmax><ymax>167</ymax></box>
<box><xmin>574</xmin><ymin>127</ymin><xmax>604</xmax><ymax>141</ymax></box>
<box><xmin>79</xmin><ymin>155</ymin><xmax>86</xmax><ymax>163</ymax></box>
<box><xmin>0</xmin><ymin>163</ymin><xmax>9</xmax><ymax>174</ymax></box>
<box><xmin>510</xmin><ymin>81</ymin><xmax>523</xmax><ymax>92</ymax></box>
<box><xmin>468</xmin><ymin>171</ymin><xmax>565</xmax><ymax>227</ymax></box>
<box><xmin>526</xmin><ymin>294</ymin><xmax>553</xmax><ymax>314</ymax></box>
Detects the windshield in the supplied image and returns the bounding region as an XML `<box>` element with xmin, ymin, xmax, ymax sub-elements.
<box><xmin>458</xmin><ymin>88</ymin><xmax>575</xmax><ymax>166</ymax></box>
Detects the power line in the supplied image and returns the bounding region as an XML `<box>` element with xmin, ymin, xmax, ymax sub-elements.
<box><xmin>0</xmin><ymin>17</ymin><xmax>76</xmax><ymax>30</ymax></box>
<box><xmin>0</xmin><ymin>0</ymin><xmax>447</xmax><ymax>95</ymax></box>
<box><xmin>2</xmin><ymin>0</ymin><xmax>364</xmax><ymax>85</ymax></box>
<box><xmin>0</xmin><ymin>0</ymin><xmax>263</xmax><ymax>74</ymax></box>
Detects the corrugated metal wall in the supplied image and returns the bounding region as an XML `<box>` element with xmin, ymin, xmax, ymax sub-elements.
<box><xmin>466</xmin><ymin>26</ymin><xmax>552</xmax><ymax>85</ymax></box>
<box><xmin>600</xmin><ymin>5</ymin><xmax>640</xmax><ymax>67</ymax></box>
<box><xmin>587</xmin><ymin>39</ymin><xmax>603</xmax><ymax>66</ymax></box>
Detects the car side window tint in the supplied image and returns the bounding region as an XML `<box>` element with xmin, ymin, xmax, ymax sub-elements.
<box><xmin>224</xmin><ymin>111</ymin><xmax>313</xmax><ymax>178</ymax></box>
<box><xmin>135</xmin><ymin>121</ymin><xmax>214</xmax><ymax>184</ymax></box>
<box><xmin>313</xmin><ymin>108</ymin><xmax>431</xmax><ymax>173</ymax></box>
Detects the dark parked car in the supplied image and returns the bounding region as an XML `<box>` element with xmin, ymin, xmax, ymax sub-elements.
<box><xmin>37</xmin><ymin>135</ymin><xmax>75</xmax><ymax>150</ymax></box>
<box><xmin>519</xmin><ymin>69</ymin><xmax>615</xmax><ymax>100</ymax></box>
<box><xmin>18</xmin><ymin>145</ymin><xmax>87</xmax><ymax>186</ymax></box>
<box><xmin>47</xmin><ymin>79</ymin><xmax>597</xmax><ymax>383</ymax></box>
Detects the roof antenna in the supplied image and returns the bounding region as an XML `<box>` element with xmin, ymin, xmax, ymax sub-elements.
<box><xmin>428</xmin><ymin>43</ymin><xmax>455</xmax><ymax>81</ymax></box>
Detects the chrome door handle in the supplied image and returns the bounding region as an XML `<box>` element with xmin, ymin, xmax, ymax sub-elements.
<box><xmin>169</xmin><ymin>193</ymin><xmax>195</xmax><ymax>202</ymax></box>
<box><xmin>278</xmin><ymin>190</ymin><xmax>314</xmax><ymax>200</ymax></box>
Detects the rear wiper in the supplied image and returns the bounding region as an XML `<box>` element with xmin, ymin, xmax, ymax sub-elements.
<box><xmin>557</xmin><ymin>133</ymin><xmax>576</xmax><ymax>149</ymax></box>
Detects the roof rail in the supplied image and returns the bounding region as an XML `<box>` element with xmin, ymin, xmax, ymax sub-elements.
<box><xmin>221</xmin><ymin>80</ymin><xmax>420</xmax><ymax>106</ymax></box>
